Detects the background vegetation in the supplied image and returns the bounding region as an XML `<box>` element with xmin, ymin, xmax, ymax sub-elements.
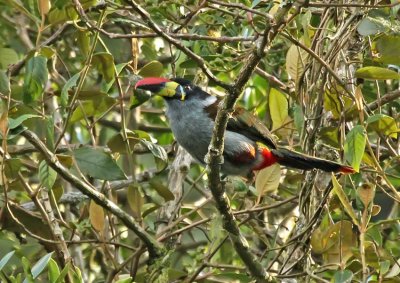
<box><xmin>1</xmin><ymin>0</ymin><xmax>400</xmax><ymax>282</ymax></box>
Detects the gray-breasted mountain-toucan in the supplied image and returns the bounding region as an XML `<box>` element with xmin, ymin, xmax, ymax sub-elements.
<box><xmin>135</xmin><ymin>77</ymin><xmax>355</xmax><ymax>177</ymax></box>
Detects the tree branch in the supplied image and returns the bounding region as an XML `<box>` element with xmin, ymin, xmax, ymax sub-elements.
<box><xmin>204</xmin><ymin>2</ymin><xmax>299</xmax><ymax>281</ymax></box>
<box><xmin>20</xmin><ymin>129</ymin><xmax>163</xmax><ymax>261</ymax></box>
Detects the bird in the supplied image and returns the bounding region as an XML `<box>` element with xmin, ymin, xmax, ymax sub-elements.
<box><xmin>135</xmin><ymin>77</ymin><xmax>355</xmax><ymax>177</ymax></box>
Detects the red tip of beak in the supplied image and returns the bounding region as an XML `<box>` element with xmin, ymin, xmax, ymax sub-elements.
<box><xmin>135</xmin><ymin>77</ymin><xmax>171</xmax><ymax>89</ymax></box>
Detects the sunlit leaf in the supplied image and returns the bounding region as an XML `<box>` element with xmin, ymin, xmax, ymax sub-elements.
<box><xmin>0</xmin><ymin>251</ymin><xmax>15</xmax><ymax>271</ymax></box>
<box><xmin>286</xmin><ymin>42</ymin><xmax>309</xmax><ymax>84</ymax></box>
<box><xmin>344</xmin><ymin>125</ymin><xmax>366</xmax><ymax>172</ymax></box>
<box><xmin>23</xmin><ymin>252</ymin><xmax>54</xmax><ymax>283</ymax></box>
<box><xmin>269</xmin><ymin>88</ymin><xmax>288</xmax><ymax>131</ymax></box>
<box><xmin>255</xmin><ymin>163</ymin><xmax>280</xmax><ymax>204</ymax></box>
<box><xmin>73</xmin><ymin>147</ymin><xmax>126</xmax><ymax>181</ymax></box>
<box><xmin>367</xmin><ymin>114</ymin><xmax>398</xmax><ymax>138</ymax></box>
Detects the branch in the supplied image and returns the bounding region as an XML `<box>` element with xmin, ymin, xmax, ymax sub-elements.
<box><xmin>367</xmin><ymin>89</ymin><xmax>400</xmax><ymax>112</ymax></box>
<box><xmin>204</xmin><ymin>2</ymin><xmax>299</xmax><ymax>281</ymax></box>
<box><xmin>124</xmin><ymin>0</ymin><xmax>231</xmax><ymax>89</ymax></box>
<box><xmin>20</xmin><ymin>129</ymin><xmax>163</xmax><ymax>261</ymax></box>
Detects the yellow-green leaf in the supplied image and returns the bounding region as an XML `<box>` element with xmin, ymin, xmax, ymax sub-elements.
<box><xmin>255</xmin><ymin>163</ymin><xmax>280</xmax><ymax>204</ymax></box>
<box><xmin>285</xmin><ymin>43</ymin><xmax>309</xmax><ymax>84</ymax></box>
<box><xmin>269</xmin><ymin>88</ymin><xmax>288</xmax><ymax>131</ymax></box>
<box><xmin>344</xmin><ymin>125</ymin><xmax>366</xmax><ymax>172</ymax></box>
<box><xmin>332</xmin><ymin>174</ymin><xmax>359</xmax><ymax>226</ymax></box>
<box><xmin>138</xmin><ymin>61</ymin><xmax>164</xmax><ymax>77</ymax></box>
<box><xmin>127</xmin><ymin>185</ymin><xmax>143</xmax><ymax>219</ymax></box>
<box><xmin>367</xmin><ymin>114</ymin><xmax>398</xmax><ymax>138</ymax></box>
<box><xmin>355</xmin><ymin>66</ymin><xmax>400</xmax><ymax>80</ymax></box>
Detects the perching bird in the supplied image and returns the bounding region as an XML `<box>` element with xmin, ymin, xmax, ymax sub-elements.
<box><xmin>135</xmin><ymin>77</ymin><xmax>354</xmax><ymax>177</ymax></box>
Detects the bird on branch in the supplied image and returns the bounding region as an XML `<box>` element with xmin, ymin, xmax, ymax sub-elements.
<box><xmin>135</xmin><ymin>77</ymin><xmax>355</xmax><ymax>177</ymax></box>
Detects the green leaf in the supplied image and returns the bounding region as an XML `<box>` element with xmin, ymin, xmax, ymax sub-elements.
<box><xmin>55</xmin><ymin>262</ymin><xmax>72</xmax><ymax>283</ymax></box>
<box><xmin>344</xmin><ymin>125</ymin><xmax>366</xmax><ymax>172</ymax></box>
<box><xmin>127</xmin><ymin>185</ymin><xmax>143</xmax><ymax>219</ymax></box>
<box><xmin>375</xmin><ymin>35</ymin><xmax>400</xmax><ymax>65</ymax></box>
<box><xmin>0</xmin><ymin>70</ymin><xmax>10</xmax><ymax>95</ymax></box>
<box><xmin>318</xmin><ymin>126</ymin><xmax>340</xmax><ymax>148</ymax></box>
<box><xmin>323</xmin><ymin>88</ymin><xmax>353</xmax><ymax>119</ymax></box>
<box><xmin>8</xmin><ymin>114</ymin><xmax>41</xmax><ymax>129</ymax></box>
<box><xmin>367</xmin><ymin>114</ymin><xmax>398</xmax><ymax>138</ymax></box>
<box><xmin>48</xmin><ymin>259</ymin><xmax>60</xmax><ymax>283</ymax></box>
<box><xmin>70</xmin><ymin>95</ymin><xmax>116</xmax><ymax>123</ymax></box>
<box><xmin>149</xmin><ymin>179</ymin><xmax>174</xmax><ymax>201</ymax></box>
<box><xmin>46</xmin><ymin>115</ymin><xmax>55</xmax><ymax>150</ymax></box>
<box><xmin>39</xmin><ymin>160</ymin><xmax>57</xmax><ymax>190</ymax></box>
<box><xmin>140</xmin><ymin>140</ymin><xmax>168</xmax><ymax>171</ymax></box>
<box><xmin>332</xmin><ymin>174</ymin><xmax>360</xmax><ymax>226</ymax></box>
<box><xmin>357</xmin><ymin>9</ymin><xmax>392</xmax><ymax>36</ymax></box>
<box><xmin>23</xmin><ymin>55</ymin><xmax>48</xmax><ymax>104</ymax></box>
<box><xmin>60</xmin><ymin>72</ymin><xmax>81</xmax><ymax>107</ymax></box>
<box><xmin>269</xmin><ymin>88</ymin><xmax>288</xmax><ymax>131</ymax></box>
<box><xmin>355</xmin><ymin>66</ymin><xmax>400</xmax><ymax>80</ymax></box>
<box><xmin>0</xmin><ymin>48</ymin><xmax>19</xmax><ymax>69</ymax></box>
<box><xmin>130</xmin><ymin>89</ymin><xmax>151</xmax><ymax>109</ymax></box>
<box><xmin>255</xmin><ymin>163</ymin><xmax>280</xmax><ymax>202</ymax></box>
<box><xmin>138</xmin><ymin>60</ymin><xmax>164</xmax><ymax>77</ymax></box>
<box><xmin>334</xmin><ymin>270</ymin><xmax>353</xmax><ymax>283</ymax></box>
<box><xmin>0</xmin><ymin>251</ymin><xmax>15</xmax><ymax>271</ymax></box>
<box><xmin>22</xmin><ymin>256</ymin><xmax>33</xmax><ymax>283</ymax></box>
<box><xmin>4</xmin><ymin>158</ymin><xmax>22</xmax><ymax>179</ymax></box>
<box><xmin>293</xmin><ymin>104</ymin><xmax>304</xmax><ymax>133</ymax></box>
<box><xmin>76</xmin><ymin>30</ymin><xmax>91</xmax><ymax>57</ymax></box>
<box><xmin>73</xmin><ymin>147</ymin><xmax>127</xmax><ymax>181</ymax></box>
<box><xmin>92</xmin><ymin>52</ymin><xmax>115</xmax><ymax>82</ymax></box>
<box><xmin>23</xmin><ymin>252</ymin><xmax>53</xmax><ymax>283</ymax></box>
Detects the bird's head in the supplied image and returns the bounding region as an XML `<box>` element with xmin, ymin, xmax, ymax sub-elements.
<box><xmin>135</xmin><ymin>77</ymin><xmax>197</xmax><ymax>101</ymax></box>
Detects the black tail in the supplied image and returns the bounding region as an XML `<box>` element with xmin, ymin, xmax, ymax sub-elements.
<box><xmin>272</xmin><ymin>148</ymin><xmax>355</xmax><ymax>174</ymax></box>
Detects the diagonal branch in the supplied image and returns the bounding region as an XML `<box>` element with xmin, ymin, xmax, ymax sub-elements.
<box><xmin>20</xmin><ymin>129</ymin><xmax>163</xmax><ymax>261</ymax></box>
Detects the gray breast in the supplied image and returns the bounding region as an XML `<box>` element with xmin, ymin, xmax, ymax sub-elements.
<box><xmin>165</xmin><ymin>98</ymin><xmax>214</xmax><ymax>164</ymax></box>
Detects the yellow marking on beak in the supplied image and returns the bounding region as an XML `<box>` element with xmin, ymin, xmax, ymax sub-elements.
<box><xmin>157</xmin><ymin>82</ymin><xmax>180</xmax><ymax>97</ymax></box>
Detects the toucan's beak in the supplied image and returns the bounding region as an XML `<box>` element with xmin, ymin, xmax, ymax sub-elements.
<box><xmin>135</xmin><ymin>77</ymin><xmax>184</xmax><ymax>99</ymax></box>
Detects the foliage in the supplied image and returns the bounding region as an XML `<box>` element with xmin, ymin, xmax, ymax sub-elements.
<box><xmin>1</xmin><ymin>0</ymin><xmax>400</xmax><ymax>282</ymax></box>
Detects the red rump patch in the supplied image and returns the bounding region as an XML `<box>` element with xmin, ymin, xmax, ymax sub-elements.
<box><xmin>135</xmin><ymin>77</ymin><xmax>171</xmax><ymax>88</ymax></box>
<box><xmin>252</xmin><ymin>147</ymin><xmax>279</xmax><ymax>171</ymax></box>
